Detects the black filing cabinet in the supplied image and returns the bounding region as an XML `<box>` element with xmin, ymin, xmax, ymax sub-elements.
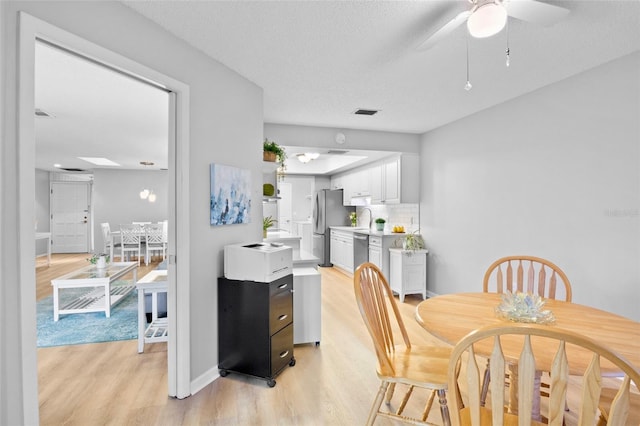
<box><xmin>218</xmin><ymin>274</ymin><xmax>295</xmax><ymax>387</ymax></box>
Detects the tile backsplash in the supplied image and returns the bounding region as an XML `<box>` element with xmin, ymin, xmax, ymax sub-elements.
<box><xmin>355</xmin><ymin>204</ymin><xmax>420</xmax><ymax>233</ymax></box>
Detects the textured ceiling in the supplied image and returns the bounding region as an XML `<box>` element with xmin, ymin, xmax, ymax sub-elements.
<box><xmin>124</xmin><ymin>0</ymin><xmax>640</xmax><ymax>134</ymax></box>
<box><xmin>35</xmin><ymin>1</ymin><xmax>640</xmax><ymax>172</ymax></box>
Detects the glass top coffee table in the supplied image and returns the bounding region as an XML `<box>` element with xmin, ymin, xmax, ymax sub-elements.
<box><xmin>50</xmin><ymin>262</ymin><xmax>138</xmax><ymax>321</ymax></box>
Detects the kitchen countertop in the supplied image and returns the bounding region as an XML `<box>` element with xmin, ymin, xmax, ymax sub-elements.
<box><xmin>264</xmin><ymin>230</ymin><xmax>302</xmax><ymax>241</ymax></box>
<box><xmin>329</xmin><ymin>226</ymin><xmax>406</xmax><ymax>238</ymax></box>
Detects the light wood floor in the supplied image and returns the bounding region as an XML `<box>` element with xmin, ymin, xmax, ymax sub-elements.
<box><xmin>36</xmin><ymin>255</ymin><xmax>622</xmax><ymax>425</ymax></box>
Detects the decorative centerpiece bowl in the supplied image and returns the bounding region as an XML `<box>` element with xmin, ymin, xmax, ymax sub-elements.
<box><xmin>495</xmin><ymin>291</ymin><xmax>555</xmax><ymax>324</ymax></box>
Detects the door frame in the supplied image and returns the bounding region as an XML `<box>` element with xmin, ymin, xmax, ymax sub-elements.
<box><xmin>17</xmin><ymin>12</ymin><xmax>192</xmax><ymax>417</ymax></box>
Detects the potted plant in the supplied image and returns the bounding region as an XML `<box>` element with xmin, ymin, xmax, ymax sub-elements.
<box><xmin>263</xmin><ymin>139</ymin><xmax>287</xmax><ymax>165</ymax></box>
<box><xmin>403</xmin><ymin>231</ymin><xmax>424</xmax><ymax>252</ymax></box>
<box><xmin>375</xmin><ymin>218</ymin><xmax>386</xmax><ymax>231</ymax></box>
<box><xmin>349</xmin><ymin>212</ymin><xmax>358</xmax><ymax>227</ymax></box>
<box><xmin>263</xmin><ymin>216</ymin><xmax>276</xmax><ymax>238</ymax></box>
<box><xmin>88</xmin><ymin>252</ymin><xmax>110</xmax><ymax>269</ymax></box>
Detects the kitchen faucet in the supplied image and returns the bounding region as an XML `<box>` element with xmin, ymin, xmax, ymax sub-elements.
<box><xmin>359</xmin><ymin>208</ymin><xmax>372</xmax><ymax>230</ymax></box>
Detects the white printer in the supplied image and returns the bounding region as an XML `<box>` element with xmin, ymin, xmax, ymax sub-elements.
<box><xmin>224</xmin><ymin>242</ymin><xmax>293</xmax><ymax>282</ymax></box>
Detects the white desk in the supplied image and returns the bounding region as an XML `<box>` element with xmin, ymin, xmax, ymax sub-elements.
<box><xmin>136</xmin><ymin>270</ymin><xmax>168</xmax><ymax>353</ymax></box>
<box><xmin>35</xmin><ymin>232</ymin><xmax>51</xmax><ymax>266</ymax></box>
<box><xmin>51</xmin><ymin>262</ymin><xmax>138</xmax><ymax>321</ymax></box>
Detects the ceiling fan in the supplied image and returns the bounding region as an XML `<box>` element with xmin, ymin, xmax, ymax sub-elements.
<box><xmin>417</xmin><ymin>0</ymin><xmax>570</xmax><ymax>51</ymax></box>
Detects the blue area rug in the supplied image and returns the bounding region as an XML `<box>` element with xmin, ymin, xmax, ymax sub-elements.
<box><xmin>37</xmin><ymin>285</ymin><xmax>138</xmax><ymax>347</ymax></box>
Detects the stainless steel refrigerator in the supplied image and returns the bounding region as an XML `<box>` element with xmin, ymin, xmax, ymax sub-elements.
<box><xmin>312</xmin><ymin>189</ymin><xmax>355</xmax><ymax>267</ymax></box>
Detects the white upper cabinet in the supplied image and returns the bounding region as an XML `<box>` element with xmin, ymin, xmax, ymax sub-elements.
<box><xmin>332</xmin><ymin>153</ymin><xmax>419</xmax><ymax>205</ymax></box>
<box><xmin>371</xmin><ymin>154</ymin><xmax>419</xmax><ymax>204</ymax></box>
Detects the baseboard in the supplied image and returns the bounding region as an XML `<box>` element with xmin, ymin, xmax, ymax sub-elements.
<box><xmin>190</xmin><ymin>364</ymin><xmax>220</xmax><ymax>395</ymax></box>
<box><xmin>426</xmin><ymin>290</ymin><xmax>439</xmax><ymax>298</ymax></box>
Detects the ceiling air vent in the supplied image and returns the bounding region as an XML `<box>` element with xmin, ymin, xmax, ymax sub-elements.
<box><xmin>60</xmin><ymin>168</ymin><xmax>87</xmax><ymax>172</ymax></box>
<box><xmin>35</xmin><ymin>108</ymin><xmax>55</xmax><ymax>118</ymax></box>
<box><xmin>327</xmin><ymin>150</ymin><xmax>349</xmax><ymax>155</ymax></box>
<box><xmin>353</xmin><ymin>108</ymin><xmax>379</xmax><ymax>116</ymax></box>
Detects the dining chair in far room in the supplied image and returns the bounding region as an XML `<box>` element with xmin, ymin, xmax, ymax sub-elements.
<box><xmin>100</xmin><ymin>222</ymin><xmax>121</xmax><ymax>261</ymax></box>
<box><xmin>481</xmin><ymin>255</ymin><xmax>573</xmax><ymax>408</ymax></box>
<box><xmin>119</xmin><ymin>224</ymin><xmax>143</xmax><ymax>265</ymax></box>
<box><xmin>132</xmin><ymin>221</ymin><xmax>152</xmax><ymax>226</ymax></box>
<box><xmin>160</xmin><ymin>220</ymin><xmax>168</xmax><ymax>248</ymax></box>
<box><xmin>353</xmin><ymin>262</ymin><xmax>452</xmax><ymax>426</ymax></box>
<box><xmin>447</xmin><ymin>323</ymin><xmax>640</xmax><ymax>426</ymax></box>
<box><xmin>144</xmin><ymin>223</ymin><xmax>165</xmax><ymax>265</ymax></box>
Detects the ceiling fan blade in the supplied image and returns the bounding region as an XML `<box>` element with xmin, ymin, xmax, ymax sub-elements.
<box><xmin>504</xmin><ymin>0</ymin><xmax>569</xmax><ymax>26</ymax></box>
<box><xmin>416</xmin><ymin>10</ymin><xmax>471</xmax><ymax>51</ymax></box>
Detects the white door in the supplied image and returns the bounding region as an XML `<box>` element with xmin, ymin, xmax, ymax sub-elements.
<box><xmin>278</xmin><ymin>182</ymin><xmax>292</xmax><ymax>233</ymax></box>
<box><xmin>50</xmin><ymin>182</ymin><xmax>90</xmax><ymax>253</ymax></box>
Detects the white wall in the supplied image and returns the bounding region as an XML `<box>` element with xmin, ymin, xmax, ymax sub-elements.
<box><xmin>265</xmin><ymin>122</ymin><xmax>421</xmax><ymax>153</ymax></box>
<box><xmin>420</xmin><ymin>52</ymin><xmax>640</xmax><ymax>321</ymax></box>
<box><xmin>1</xmin><ymin>2</ymin><xmax>263</xmax><ymax>423</ymax></box>
<box><xmin>93</xmin><ymin>169</ymin><xmax>168</xmax><ymax>252</ymax></box>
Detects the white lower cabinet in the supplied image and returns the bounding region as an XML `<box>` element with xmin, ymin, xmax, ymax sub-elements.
<box><xmin>330</xmin><ymin>229</ymin><xmax>354</xmax><ymax>273</ymax></box>
<box><xmin>293</xmin><ymin>267</ymin><xmax>321</xmax><ymax>345</ymax></box>
<box><xmin>369</xmin><ymin>235</ymin><xmax>397</xmax><ymax>281</ymax></box>
<box><xmin>389</xmin><ymin>248</ymin><xmax>428</xmax><ymax>302</ymax></box>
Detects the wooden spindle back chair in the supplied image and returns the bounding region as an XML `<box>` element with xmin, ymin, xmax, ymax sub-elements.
<box><xmin>448</xmin><ymin>323</ymin><xmax>640</xmax><ymax>426</ymax></box>
<box><xmin>483</xmin><ymin>256</ymin><xmax>572</xmax><ymax>302</ymax></box>
<box><xmin>354</xmin><ymin>262</ymin><xmax>452</xmax><ymax>426</ymax></box>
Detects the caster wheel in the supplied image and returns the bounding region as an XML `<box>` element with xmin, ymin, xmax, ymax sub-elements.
<box><xmin>267</xmin><ymin>379</ymin><xmax>276</xmax><ymax>388</ymax></box>
<box><xmin>289</xmin><ymin>358</ymin><xmax>296</xmax><ymax>367</ymax></box>
<box><xmin>315</xmin><ymin>341</ymin><xmax>320</xmax><ymax>347</ymax></box>
<box><xmin>219</xmin><ymin>369</ymin><xmax>228</xmax><ymax>377</ymax></box>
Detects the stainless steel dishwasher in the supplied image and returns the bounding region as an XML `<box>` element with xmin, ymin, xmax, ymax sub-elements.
<box><xmin>353</xmin><ymin>232</ymin><xmax>369</xmax><ymax>269</ymax></box>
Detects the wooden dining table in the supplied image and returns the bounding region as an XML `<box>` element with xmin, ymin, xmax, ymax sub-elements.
<box><xmin>415</xmin><ymin>292</ymin><xmax>640</xmax><ymax>418</ymax></box>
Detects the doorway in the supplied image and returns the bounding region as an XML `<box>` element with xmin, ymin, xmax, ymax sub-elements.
<box><xmin>17</xmin><ymin>13</ymin><xmax>192</xmax><ymax>420</ymax></box>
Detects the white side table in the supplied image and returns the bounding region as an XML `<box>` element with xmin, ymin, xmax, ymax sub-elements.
<box><xmin>293</xmin><ymin>267</ymin><xmax>321</xmax><ymax>345</ymax></box>
<box><xmin>136</xmin><ymin>270</ymin><xmax>168</xmax><ymax>353</ymax></box>
<box><xmin>389</xmin><ymin>248</ymin><xmax>428</xmax><ymax>302</ymax></box>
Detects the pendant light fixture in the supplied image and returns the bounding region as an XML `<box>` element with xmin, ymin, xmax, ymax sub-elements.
<box><xmin>139</xmin><ymin>161</ymin><xmax>156</xmax><ymax>203</ymax></box>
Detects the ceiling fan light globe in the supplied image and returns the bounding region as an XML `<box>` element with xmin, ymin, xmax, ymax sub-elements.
<box><xmin>467</xmin><ymin>2</ymin><xmax>507</xmax><ymax>38</ymax></box>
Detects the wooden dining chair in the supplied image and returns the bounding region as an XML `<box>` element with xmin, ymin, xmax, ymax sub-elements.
<box><xmin>448</xmin><ymin>323</ymin><xmax>640</xmax><ymax>426</ymax></box>
<box><xmin>483</xmin><ymin>255</ymin><xmax>572</xmax><ymax>302</ymax></box>
<box><xmin>353</xmin><ymin>262</ymin><xmax>452</xmax><ymax>426</ymax></box>
<box><xmin>119</xmin><ymin>224</ymin><xmax>143</xmax><ymax>265</ymax></box>
<box><xmin>598</xmin><ymin>386</ymin><xmax>640</xmax><ymax>426</ymax></box>
<box><xmin>481</xmin><ymin>255</ymin><xmax>573</xmax><ymax>410</ymax></box>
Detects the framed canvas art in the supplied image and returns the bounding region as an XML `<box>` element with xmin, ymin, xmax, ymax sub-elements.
<box><xmin>210</xmin><ymin>164</ymin><xmax>252</xmax><ymax>226</ymax></box>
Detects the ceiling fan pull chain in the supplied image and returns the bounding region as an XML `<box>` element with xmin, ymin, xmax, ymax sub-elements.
<box><xmin>505</xmin><ymin>16</ymin><xmax>510</xmax><ymax>67</ymax></box>
<box><xmin>465</xmin><ymin>33</ymin><xmax>472</xmax><ymax>91</ymax></box>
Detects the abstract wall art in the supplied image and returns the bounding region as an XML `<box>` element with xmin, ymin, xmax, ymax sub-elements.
<box><xmin>210</xmin><ymin>164</ymin><xmax>252</xmax><ymax>226</ymax></box>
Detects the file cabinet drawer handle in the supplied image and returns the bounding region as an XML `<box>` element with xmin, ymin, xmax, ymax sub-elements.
<box><xmin>278</xmin><ymin>314</ymin><xmax>288</xmax><ymax>321</ymax></box>
<box><xmin>278</xmin><ymin>283</ymin><xmax>288</xmax><ymax>289</ymax></box>
<box><xmin>279</xmin><ymin>350</ymin><xmax>289</xmax><ymax>359</ymax></box>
